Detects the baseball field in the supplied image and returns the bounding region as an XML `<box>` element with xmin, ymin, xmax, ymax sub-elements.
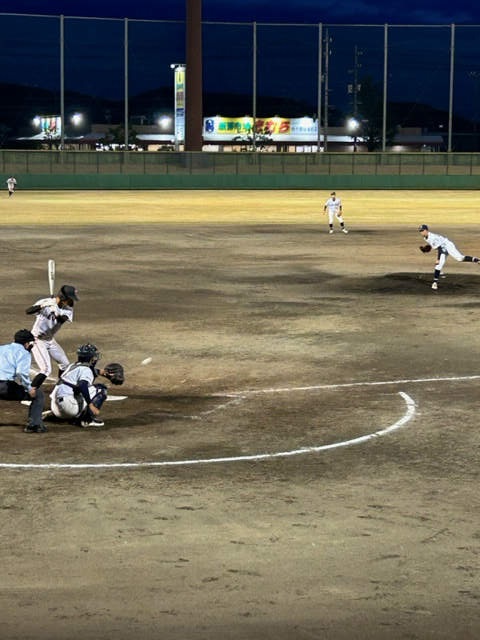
<box><xmin>1</xmin><ymin>189</ymin><xmax>479</xmax><ymax>640</ymax></box>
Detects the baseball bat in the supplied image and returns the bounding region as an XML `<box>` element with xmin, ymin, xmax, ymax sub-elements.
<box><xmin>48</xmin><ymin>259</ymin><xmax>55</xmax><ymax>296</ymax></box>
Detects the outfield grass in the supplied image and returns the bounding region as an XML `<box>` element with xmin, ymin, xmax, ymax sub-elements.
<box><xmin>1</xmin><ymin>189</ymin><xmax>479</xmax><ymax>226</ymax></box>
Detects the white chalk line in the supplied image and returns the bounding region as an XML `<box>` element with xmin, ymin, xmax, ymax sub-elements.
<box><xmin>166</xmin><ymin>373</ymin><xmax>480</xmax><ymax>421</ymax></box>
<box><xmin>0</xmin><ymin>391</ymin><xmax>415</xmax><ymax>470</ymax></box>
<box><xmin>166</xmin><ymin>396</ymin><xmax>245</xmax><ymax>421</ymax></box>
<box><xmin>218</xmin><ymin>374</ymin><xmax>480</xmax><ymax>397</ymax></box>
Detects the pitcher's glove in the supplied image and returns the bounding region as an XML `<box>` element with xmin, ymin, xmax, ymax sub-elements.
<box><xmin>419</xmin><ymin>245</ymin><xmax>432</xmax><ymax>253</ymax></box>
<box><xmin>103</xmin><ymin>362</ymin><xmax>125</xmax><ymax>385</ymax></box>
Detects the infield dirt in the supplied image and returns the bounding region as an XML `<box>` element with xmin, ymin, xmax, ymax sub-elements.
<box><xmin>0</xmin><ymin>190</ymin><xmax>479</xmax><ymax>640</ymax></box>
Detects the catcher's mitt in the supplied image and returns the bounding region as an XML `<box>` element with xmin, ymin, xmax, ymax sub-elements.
<box><xmin>419</xmin><ymin>245</ymin><xmax>432</xmax><ymax>253</ymax></box>
<box><xmin>103</xmin><ymin>362</ymin><xmax>125</xmax><ymax>385</ymax></box>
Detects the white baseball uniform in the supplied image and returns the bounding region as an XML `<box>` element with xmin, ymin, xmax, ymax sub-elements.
<box><xmin>30</xmin><ymin>298</ymin><xmax>73</xmax><ymax>377</ymax></box>
<box><xmin>324</xmin><ymin>194</ymin><xmax>347</xmax><ymax>233</ymax></box>
<box><xmin>50</xmin><ymin>362</ymin><xmax>97</xmax><ymax>419</ymax></box>
<box><xmin>324</xmin><ymin>195</ymin><xmax>342</xmax><ymax>222</ymax></box>
<box><xmin>423</xmin><ymin>231</ymin><xmax>465</xmax><ymax>272</ymax></box>
<box><xmin>420</xmin><ymin>228</ymin><xmax>480</xmax><ymax>290</ymax></box>
<box><xmin>6</xmin><ymin>177</ymin><xmax>17</xmax><ymax>195</ymax></box>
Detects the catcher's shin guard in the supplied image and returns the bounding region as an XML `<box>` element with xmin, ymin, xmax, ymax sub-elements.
<box><xmin>91</xmin><ymin>383</ymin><xmax>108</xmax><ymax>410</ymax></box>
<box><xmin>81</xmin><ymin>384</ymin><xmax>107</xmax><ymax>423</ymax></box>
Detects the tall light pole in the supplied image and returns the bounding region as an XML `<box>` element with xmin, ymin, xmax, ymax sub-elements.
<box><xmin>185</xmin><ymin>0</ymin><xmax>203</xmax><ymax>151</ymax></box>
<box><xmin>171</xmin><ymin>63</ymin><xmax>186</xmax><ymax>151</ymax></box>
<box><xmin>323</xmin><ymin>29</ymin><xmax>331</xmax><ymax>151</ymax></box>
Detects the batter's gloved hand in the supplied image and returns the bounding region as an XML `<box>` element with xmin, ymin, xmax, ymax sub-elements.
<box><xmin>419</xmin><ymin>245</ymin><xmax>432</xmax><ymax>253</ymax></box>
<box><xmin>40</xmin><ymin>298</ymin><xmax>58</xmax><ymax>308</ymax></box>
<box><xmin>103</xmin><ymin>362</ymin><xmax>125</xmax><ymax>385</ymax></box>
<box><xmin>25</xmin><ymin>298</ymin><xmax>57</xmax><ymax>315</ymax></box>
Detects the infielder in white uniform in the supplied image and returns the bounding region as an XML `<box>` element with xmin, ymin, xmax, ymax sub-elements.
<box><xmin>50</xmin><ymin>343</ymin><xmax>108</xmax><ymax>427</ymax></box>
<box><xmin>323</xmin><ymin>191</ymin><xmax>348</xmax><ymax>234</ymax></box>
<box><xmin>418</xmin><ymin>224</ymin><xmax>480</xmax><ymax>290</ymax></box>
<box><xmin>6</xmin><ymin>176</ymin><xmax>17</xmax><ymax>197</ymax></box>
<box><xmin>25</xmin><ymin>284</ymin><xmax>79</xmax><ymax>388</ymax></box>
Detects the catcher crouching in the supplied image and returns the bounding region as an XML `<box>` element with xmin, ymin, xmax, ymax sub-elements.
<box><xmin>49</xmin><ymin>343</ymin><xmax>124</xmax><ymax>427</ymax></box>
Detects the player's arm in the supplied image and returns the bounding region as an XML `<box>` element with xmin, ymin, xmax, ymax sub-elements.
<box><xmin>25</xmin><ymin>297</ymin><xmax>57</xmax><ymax>315</ymax></box>
<box><xmin>25</xmin><ymin>305</ymin><xmax>42</xmax><ymax>315</ymax></box>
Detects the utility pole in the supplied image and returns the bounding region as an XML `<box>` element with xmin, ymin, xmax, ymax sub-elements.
<box><xmin>348</xmin><ymin>45</ymin><xmax>362</xmax><ymax>151</ymax></box>
<box><xmin>323</xmin><ymin>29</ymin><xmax>331</xmax><ymax>151</ymax></box>
<box><xmin>353</xmin><ymin>45</ymin><xmax>362</xmax><ymax>119</ymax></box>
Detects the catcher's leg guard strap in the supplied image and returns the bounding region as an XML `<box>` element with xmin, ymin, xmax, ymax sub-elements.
<box><xmin>90</xmin><ymin>383</ymin><xmax>107</xmax><ymax>410</ymax></box>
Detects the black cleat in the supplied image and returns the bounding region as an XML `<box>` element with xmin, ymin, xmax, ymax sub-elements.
<box><xmin>24</xmin><ymin>423</ymin><xmax>48</xmax><ymax>433</ymax></box>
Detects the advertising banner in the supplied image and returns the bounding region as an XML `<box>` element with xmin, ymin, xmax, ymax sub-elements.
<box><xmin>174</xmin><ymin>66</ymin><xmax>185</xmax><ymax>144</ymax></box>
<box><xmin>203</xmin><ymin>116</ymin><xmax>317</xmax><ymax>141</ymax></box>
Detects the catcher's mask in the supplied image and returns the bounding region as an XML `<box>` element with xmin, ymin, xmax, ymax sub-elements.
<box><xmin>77</xmin><ymin>343</ymin><xmax>100</xmax><ymax>365</ymax></box>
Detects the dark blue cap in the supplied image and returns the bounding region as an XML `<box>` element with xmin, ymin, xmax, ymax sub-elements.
<box><xmin>418</xmin><ymin>224</ymin><xmax>429</xmax><ymax>231</ymax></box>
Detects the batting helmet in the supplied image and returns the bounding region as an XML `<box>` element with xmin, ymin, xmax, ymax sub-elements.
<box><xmin>77</xmin><ymin>343</ymin><xmax>100</xmax><ymax>365</ymax></box>
<box><xmin>14</xmin><ymin>329</ymin><xmax>35</xmax><ymax>345</ymax></box>
<box><xmin>58</xmin><ymin>284</ymin><xmax>79</xmax><ymax>303</ymax></box>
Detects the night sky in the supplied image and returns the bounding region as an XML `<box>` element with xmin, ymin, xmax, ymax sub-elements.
<box><xmin>2</xmin><ymin>1</ymin><xmax>480</xmax><ymax>122</ymax></box>
<box><xmin>0</xmin><ymin>0</ymin><xmax>479</xmax><ymax>23</ymax></box>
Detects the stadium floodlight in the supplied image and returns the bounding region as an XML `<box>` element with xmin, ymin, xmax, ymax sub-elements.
<box><xmin>158</xmin><ymin>115</ymin><xmax>172</xmax><ymax>130</ymax></box>
<box><xmin>347</xmin><ymin>117</ymin><xmax>360</xmax><ymax>131</ymax></box>
<box><xmin>347</xmin><ymin>117</ymin><xmax>360</xmax><ymax>152</ymax></box>
<box><xmin>71</xmin><ymin>113</ymin><xmax>83</xmax><ymax>126</ymax></box>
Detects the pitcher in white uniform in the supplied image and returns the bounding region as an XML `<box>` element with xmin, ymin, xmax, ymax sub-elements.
<box><xmin>418</xmin><ymin>224</ymin><xmax>480</xmax><ymax>290</ymax></box>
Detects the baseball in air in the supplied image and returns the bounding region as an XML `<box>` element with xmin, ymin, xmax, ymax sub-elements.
<box><xmin>141</xmin><ymin>357</ymin><xmax>153</xmax><ymax>365</ymax></box>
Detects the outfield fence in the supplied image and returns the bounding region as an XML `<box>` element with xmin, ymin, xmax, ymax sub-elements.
<box><xmin>3</xmin><ymin>150</ymin><xmax>480</xmax><ymax>177</ymax></box>
<box><xmin>2</xmin><ymin>150</ymin><xmax>480</xmax><ymax>188</ymax></box>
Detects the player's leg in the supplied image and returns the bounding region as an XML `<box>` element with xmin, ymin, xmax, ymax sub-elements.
<box><xmin>328</xmin><ymin>211</ymin><xmax>334</xmax><ymax>233</ymax></box>
<box><xmin>0</xmin><ymin>380</ymin><xmax>47</xmax><ymax>433</ymax></box>
<box><xmin>50</xmin><ymin>388</ymin><xmax>84</xmax><ymax>420</ymax></box>
<box><xmin>48</xmin><ymin>339</ymin><xmax>70</xmax><ymax>376</ymax></box>
<box><xmin>433</xmin><ymin>252</ymin><xmax>447</xmax><ymax>289</ymax></box>
<box><xmin>445</xmin><ymin>240</ymin><xmax>466</xmax><ymax>262</ymax></box>
<box><xmin>444</xmin><ymin>239</ymin><xmax>479</xmax><ymax>264</ymax></box>
<box><xmin>336</xmin><ymin>213</ymin><xmax>348</xmax><ymax>234</ymax></box>
<box><xmin>31</xmin><ymin>339</ymin><xmax>53</xmax><ymax>381</ymax></box>
<box><xmin>79</xmin><ymin>384</ymin><xmax>107</xmax><ymax>427</ymax></box>
<box><xmin>24</xmin><ymin>387</ymin><xmax>47</xmax><ymax>433</ymax></box>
